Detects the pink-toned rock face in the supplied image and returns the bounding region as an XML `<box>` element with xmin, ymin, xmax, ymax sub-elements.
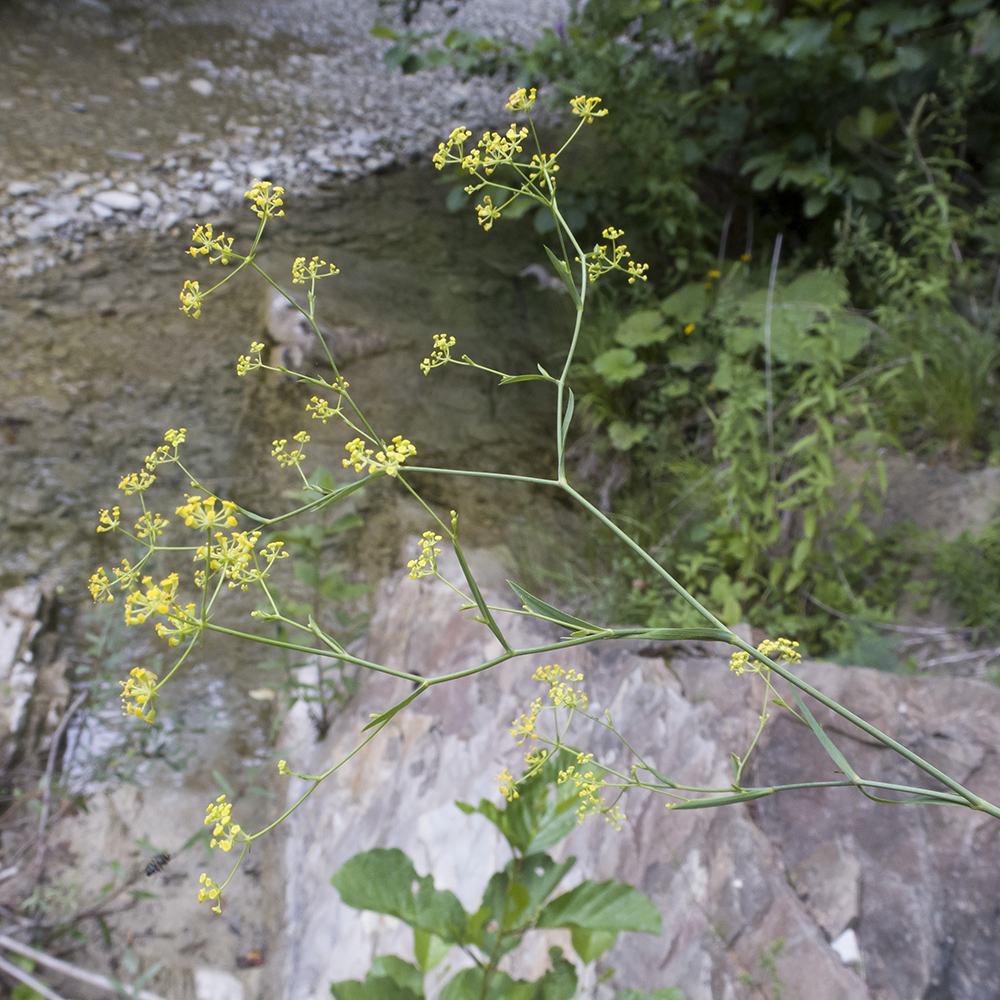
<box><xmin>280</xmin><ymin>548</ymin><xmax>1000</xmax><ymax>1000</ymax></box>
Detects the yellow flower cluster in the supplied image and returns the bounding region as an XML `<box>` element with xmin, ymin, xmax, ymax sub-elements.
<box><xmin>510</xmin><ymin>698</ymin><xmax>542</xmax><ymax>745</ymax></box>
<box><xmin>198</xmin><ymin>873</ymin><xmax>223</xmax><ymax>914</ymax></box>
<box><xmin>305</xmin><ymin>394</ymin><xmax>344</xmax><ymax>423</ymax></box>
<box><xmin>119</xmin><ymin>470</ymin><xmax>156</xmax><ymax>495</ymax></box>
<box><xmin>245</xmin><ymin>179</ymin><xmax>285</xmax><ymax>220</ymax></box>
<box><xmin>119</xmin><ymin>666</ymin><xmax>159</xmax><ymax>722</ymax></box>
<box><xmin>237</xmin><ymin>342</ymin><xmax>265</xmax><ymax>377</ymax></box>
<box><xmin>729</xmin><ymin>637</ymin><xmax>801</xmax><ymax>675</ymax></box>
<box><xmin>558</xmin><ymin>752</ymin><xmax>625</xmax><ymax>829</ymax></box>
<box><xmin>271</xmin><ymin>431</ymin><xmax>310</xmax><ymax>469</ymax></box>
<box><xmin>342</xmin><ymin>435</ymin><xmax>416</xmax><ymax>477</ymax></box>
<box><xmin>194</xmin><ymin>530</ymin><xmax>286</xmax><ymax>591</ymax></box>
<box><xmin>498</xmin><ymin>767</ymin><xmax>519</xmax><ymax>802</ymax></box>
<box><xmin>89</xmin><ymin>558</ymin><xmax>142</xmax><ymax>603</ymax></box>
<box><xmin>292</xmin><ymin>256</ymin><xmax>339</xmax><ymax>285</ymax></box>
<box><xmin>506</xmin><ymin>87</ymin><xmax>537</xmax><ymax>112</ymax></box>
<box><xmin>205</xmin><ymin>794</ymin><xmax>242</xmax><ymax>851</ymax></box>
<box><xmin>154</xmin><ymin>604</ymin><xmax>200</xmax><ymax>647</ymax></box>
<box><xmin>407</xmin><ymin>531</ymin><xmax>443</xmax><ymax>580</ymax></box>
<box><xmin>187</xmin><ymin>223</ymin><xmax>235</xmax><ymax>264</ymax></box>
<box><xmin>124</xmin><ymin>573</ymin><xmax>179</xmax><ymax>626</ymax></box>
<box><xmin>96</xmin><ymin>506</ymin><xmax>120</xmax><ymax>533</ymax></box>
<box><xmin>145</xmin><ymin>428</ymin><xmax>187</xmax><ymax>470</ymax></box>
<box><xmin>533</xmin><ymin>663</ymin><xmax>588</xmax><ymax>710</ymax></box>
<box><xmin>419</xmin><ymin>335</ymin><xmax>455</xmax><ymax>377</ymax></box>
<box><xmin>583</xmin><ymin>227</ymin><xmax>649</xmax><ymax>285</ymax></box>
<box><xmin>175</xmin><ymin>495</ymin><xmax>239</xmax><ymax>530</ymax></box>
<box><xmin>569</xmin><ymin>95</ymin><xmax>609</xmax><ymax>123</ymax></box>
<box><xmin>179</xmin><ymin>279</ymin><xmax>203</xmax><ymax>318</ymax></box>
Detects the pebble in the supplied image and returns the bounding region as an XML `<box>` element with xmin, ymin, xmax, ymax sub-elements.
<box><xmin>188</xmin><ymin>78</ymin><xmax>214</xmax><ymax>97</ymax></box>
<box><xmin>138</xmin><ymin>76</ymin><xmax>162</xmax><ymax>89</ymax></box>
<box><xmin>7</xmin><ymin>182</ymin><xmax>38</xmax><ymax>197</ymax></box>
<box><xmin>93</xmin><ymin>190</ymin><xmax>143</xmax><ymax>212</ymax></box>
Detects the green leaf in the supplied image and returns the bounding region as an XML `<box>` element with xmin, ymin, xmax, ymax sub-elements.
<box><xmin>614</xmin><ymin>309</ymin><xmax>671</xmax><ymax>348</ymax></box>
<box><xmin>792</xmin><ymin>691</ymin><xmax>860</xmax><ymax>783</ymax></box>
<box><xmin>482</xmin><ymin>853</ymin><xmax>576</xmax><ymax>937</ymax></box>
<box><xmin>570</xmin><ymin>927</ymin><xmax>618</xmax><ymax>963</ymax></box>
<box><xmin>457</xmin><ymin>751</ymin><xmax>582</xmax><ymax>854</ymax></box>
<box><xmin>331</xmin><ymin>849</ymin><xmax>469</xmax><ymax>943</ymax></box>
<box><xmin>499</xmin><ymin>374</ymin><xmax>551</xmax><ymax>384</ymax></box>
<box><xmin>370</xmin><ymin>957</ymin><xmax>424</xmax><ymax>995</ymax></box>
<box><xmin>534</xmin><ymin>947</ymin><xmax>578</xmax><ymax>1000</ymax></box>
<box><xmin>608</xmin><ymin>421</ymin><xmax>650</xmax><ymax>451</ymax></box>
<box><xmin>537</xmin><ymin>880</ymin><xmax>662</xmax><ymax>936</ymax></box>
<box><xmin>440</xmin><ymin>968</ymin><xmax>533</xmax><ymax>1000</ymax></box>
<box><xmin>413</xmin><ymin>929</ymin><xmax>450</xmax><ymax>973</ymax></box>
<box><xmin>507</xmin><ymin>581</ymin><xmax>603</xmax><ymax>634</ymax></box>
<box><xmin>614</xmin><ymin>990</ymin><xmax>685</xmax><ymax>1000</ymax></box>
<box><xmin>659</xmin><ymin>282</ymin><xmax>708</xmax><ymax>323</ymax></box>
<box><xmin>560</xmin><ymin>390</ymin><xmax>575</xmax><ymax>454</ymax></box>
<box><xmin>331</xmin><ymin>975</ymin><xmax>421</xmax><ymax>1000</ymax></box>
<box><xmin>592</xmin><ymin>347</ymin><xmax>646</xmax><ymax>387</ymax></box>
<box><xmin>543</xmin><ymin>246</ymin><xmax>583</xmax><ymax>308</ymax></box>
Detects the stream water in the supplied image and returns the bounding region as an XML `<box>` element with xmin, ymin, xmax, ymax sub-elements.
<box><xmin>0</xmin><ymin>0</ymin><xmax>575</xmax><ymax>993</ymax></box>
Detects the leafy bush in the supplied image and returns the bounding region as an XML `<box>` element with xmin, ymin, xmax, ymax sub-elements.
<box><xmin>330</xmin><ymin>753</ymin><xmax>675</xmax><ymax>1000</ymax></box>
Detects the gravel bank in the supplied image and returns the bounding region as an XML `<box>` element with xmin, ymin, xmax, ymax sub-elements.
<box><xmin>0</xmin><ymin>0</ymin><xmax>567</xmax><ymax>275</ymax></box>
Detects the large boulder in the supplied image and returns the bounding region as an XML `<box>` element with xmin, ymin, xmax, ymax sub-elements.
<box><xmin>276</xmin><ymin>551</ymin><xmax>1000</xmax><ymax>999</ymax></box>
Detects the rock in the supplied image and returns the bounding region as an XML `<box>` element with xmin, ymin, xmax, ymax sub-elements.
<box><xmin>277</xmin><ymin>549</ymin><xmax>1000</xmax><ymax>1000</ymax></box>
<box><xmin>138</xmin><ymin>76</ymin><xmax>161</xmax><ymax>89</ymax></box>
<box><xmin>188</xmin><ymin>78</ymin><xmax>214</xmax><ymax>97</ymax></box>
<box><xmin>193</xmin><ymin>192</ymin><xmax>219</xmax><ymax>216</ymax></box>
<box><xmin>194</xmin><ymin>968</ymin><xmax>243</xmax><ymax>1000</ymax></box>
<box><xmin>93</xmin><ymin>190</ymin><xmax>143</xmax><ymax>213</ymax></box>
<box><xmin>0</xmin><ymin>585</ymin><xmax>44</xmax><ymax>766</ymax></box>
<box><xmin>7</xmin><ymin>182</ymin><xmax>38</xmax><ymax>197</ymax></box>
<box><xmin>263</xmin><ymin>289</ymin><xmax>390</xmax><ymax>376</ymax></box>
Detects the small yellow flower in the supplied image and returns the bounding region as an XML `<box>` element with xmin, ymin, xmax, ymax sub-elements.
<box><xmin>176</xmin><ymin>495</ymin><xmax>239</xmax><ymax>530</ymax></box>
<box><xmin>498</xmin><ymin>767</ymin><xmax>519</xmax><ymax>801</ymax></box>
<box><xmin>506</xmin><ymin>87</ymin><xmax>537</xmax><ymax>112</ymax></box>
<box><xmin>205</xmin><ymin>794</ymin><xmax>242</xmax><ymax>852</ymax></box>
<box><xmin>708</xmin><ymin>269</ymin><xmax>721</xmax><ymax>279</ymax></box>
<box><xmin>245</xmin><ymin>179</ymin><xmax>285</xmax><ymax>220</ymax></box>
<box><xmin>741</xmin><ymin>253</ymin><xmax>752</xmax><ymax>262</ymax></box>
<box><xmin>237</xmin><ymin>343</ymin><xmax>266</xmax><ymax>377</ymax></box>
<box><xmin>407</xmin><ymin>531</ymin><xmax>443</xmax><ymax>580</ymax></box>
<box><xmin>271</xmin><ymin>431</ymin><xmax>309</xmax><ymax>469</ymax></box>
<box><xmin>96</xmin><ymin>506</ymin><xmax>121</xmax><ymax>533</ymax></box>
<box><xmin>683</xmin><ymin>323</ymin><xmax>696</xmax><ymax>335</ymax></box>
<box><xmin>146</xmin><ymin>427</ymin><xmax>187</xmax><ymax>469</ymax></box>
<box><xmin>342</xmin><ymin>435</ymin><xmax>416</xmax><ymax>477</ymax></box>
<box><xmin>118</xmin><ymin>470</ymin><xmax>155</xmax><ymax>495</ymax></box>
<box><xmin>120</xmin><ymin>666</ymin><xmax>159</xmax><ymax>722</ymax></box>
<box><xmin>420</xmin><ymin>334</ymin><xmax>456</xmax><ymax>375</ymax></box>
<box><xmin>198</xmin><ymin>872</ymin><xmax>223</xmax><ymax>914</ymax></box>
<box><xmin>89</xmin><ymin>567</ymin><xmax>113</xmax><ymax>603</ymax></box>
<box><xmin>569</xmin><ymin>95</ymin><xmax>609</xmax><ymax>123</ymax></box>
<box><xmin>179</xmin><ymin>279</ymin><xmax>203</xmax><ymax>318</ymax></box>
<box><xmin>292</xmin><ymin>256</ymin><xmax>339</xmax><ymax>284</ymax></box>
<box><xmin>476</xmin><ymin>194</ymin><xmax>501</xmax><ymax>231</ymax></box>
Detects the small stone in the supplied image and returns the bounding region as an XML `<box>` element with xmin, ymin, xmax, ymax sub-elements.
<box><xmin>194</xmin><ymin>192</ymin><xmax>219</xmax><ymax>216</ymax></box>
<box><xmin>831</xmin><ymin>928</ymin><xmax>861</xmax><ymax>964</ymax></box>
<box><xmin>188</xmin><ymin>78</ymin><xmax>214</xmax><ymax>97</ymax></box>
<box><xmin>141</xmin><ymin>190</ymin><xmax>162</xmax><ymax>211</ymax></box>
<box><xmin>93</xmin><ymin>190</ymin><xmax>143</xmax><ymax>213</ymax></box>
<box><xmin>138</xmin><ymin>76</ymin><xmax>161</xmax><ymax>90</ymax></box>
<box><xmin>90</xmin><ymin>202</ymin><xmax>114</xmax><ymax>220</ymax></box>
<box><xmin>7</xmin><ymin>182</ymin><xmax>38</xmax><ymax>197</ymax></box>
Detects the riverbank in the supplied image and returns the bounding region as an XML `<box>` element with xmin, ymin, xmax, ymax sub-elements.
<box><xmin>0</xmin><ymin>0</ymin><xmax>566</xmax><ymax>275</ymax></box>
